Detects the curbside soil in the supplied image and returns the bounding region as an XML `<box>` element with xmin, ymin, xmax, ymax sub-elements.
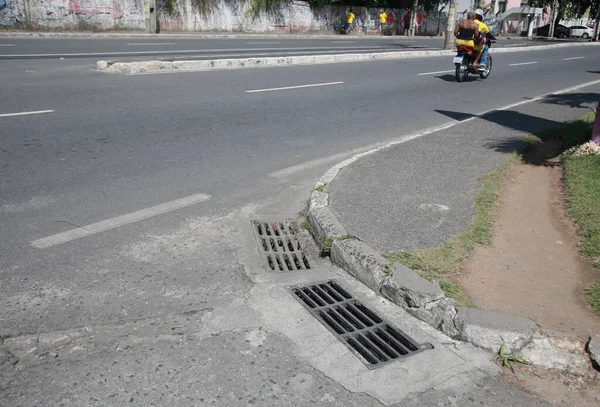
<box><xmin>307</xmin><ymin>149</ymin><xmax>599</xmax><ymax>374</ymax></box>
<box><xmin>96</xmin><ymin>42</ymin><xmax>600</xmax><ymax>74</ymax></box>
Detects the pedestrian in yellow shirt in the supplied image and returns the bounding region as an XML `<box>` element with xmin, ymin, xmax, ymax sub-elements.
<box><xmin>379</xmin><ymin>9</ymin><xmax>387</xmax><ymax>35</ymax></box>
<box><xmin>345</xmin><ymin>9</ymin><xmax>355</xmax><ymax>34</ymax></box>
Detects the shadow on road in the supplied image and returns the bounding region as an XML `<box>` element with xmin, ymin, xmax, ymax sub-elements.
<box><xmin>435</xmin><ymin>92</ymin><xmax>598</xmax><ymax>165</ymax></box>
<box><xmin>435</xmin><ymin>74</ymin><xmax>479</xmax><ymax>83</ymax></box>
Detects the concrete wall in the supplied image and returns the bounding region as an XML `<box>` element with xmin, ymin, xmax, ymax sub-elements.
<box><xmin>0</xmin><ymin>0</ymin><xmax>452</xmax><ymax>35</ymax></box>
<box><xmin>0</xmin><ymin>0</ymin><xmax>145</xmax><ymax>30</ymax></box>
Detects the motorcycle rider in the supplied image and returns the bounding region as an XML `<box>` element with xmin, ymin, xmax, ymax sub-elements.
<box><xmin>473</xmin><ymin>9</ymin><xmax>491</xmax><ymax>70</ymax></box>
<box><xmin>454</xmin><ymin>10</ymin><xmax>480</xmax><ymax>51</ymax></box>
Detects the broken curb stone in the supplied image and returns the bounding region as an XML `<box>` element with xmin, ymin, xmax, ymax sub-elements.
<box><xmin>455</xmin><ymin>307</ymin><xmax>537</xmax><ymax>353</ymax></box>
<box><xmin>307</xmin><ymin>207</ymin><xmax>346</xmax><ymax>248</ymax></box>
<box><xmin>330</xmin><ymin>239</ymin><xmax>388</xmax><ymax>292</ymax></box>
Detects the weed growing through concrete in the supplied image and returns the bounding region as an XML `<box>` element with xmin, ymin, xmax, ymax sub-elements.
<box><xmin>497</xmin><ymin>337</ymin><xmax>530</xmax><ymax>376</ymax></box>
<box><xmin>301</xmin><ymin>218</ymin><xmax>309</xmax><ymax>230</ymax></box>
<box><xmin>322</xmin><ymin>234</ymin><xmax>350</xmax><ymax>255</ymax></box>
<box><xmin>316</xmin><ymin>183</ymin><xmax>326</xmax><ymax>192</ymax></box>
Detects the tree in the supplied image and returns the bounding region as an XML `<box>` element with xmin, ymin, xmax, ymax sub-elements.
<box><xmin>528</xmin><ymin>0</ymin><xmax>598</xmax><ymax>28</ymax></box>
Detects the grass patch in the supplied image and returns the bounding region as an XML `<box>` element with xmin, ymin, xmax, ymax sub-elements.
<box><xmin>418</xmin><ymin>272</ymin><xmax>475</xmax><ymax>307</ymax></box>
<box><xmin>383</xmin><ymin>156</ymin><xmax>515</xmax><ymax>276</ymax></box>
<box><xmin>384</xmin><ymin>113</ymin><xmax>599</xmax><ymax>310</ymax></box>
<box><xmin>563</xmin><ymin>151</ymin><xmax>600</xmax><ymax>265</ymax></box>
<box><xmin>585</xmin><ymin>283</ymin><xmax>600</xmax><ymax>314</ymax></box>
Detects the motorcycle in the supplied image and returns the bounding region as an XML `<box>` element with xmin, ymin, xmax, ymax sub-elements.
<box><xmin>453</xmin><ymin>38</ymin><xmax>495</xmax><ymax>82</ymax></box>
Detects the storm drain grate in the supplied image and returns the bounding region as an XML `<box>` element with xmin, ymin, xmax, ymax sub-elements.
<box><xmin>288</xmin><ymin>280</ymin><xmax>432</xmax><ymax>369</ymax></box>
<box><xmin>252</xmin><ymin>221</ymin><xmax>311</xmax><ymax>271</ymax></box>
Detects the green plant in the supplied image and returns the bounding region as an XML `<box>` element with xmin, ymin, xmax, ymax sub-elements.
<box><xmin>585</xmin><ymin>283</ymin><xmax>600</xmax><ymax>314</ymax></box>
<box><xmin>322</xmin><ymin>234</ymin><xmax>350</xmax><ymax>255</ymax></box>
<box><xmin>496</xmin><ymin>337</ymin><xmax>530</xmax><ymax>375</ymax></box>
<box><xmin>301</xmin><ymin>218</ymin><xmax>309</xmax><ymax>230</ymax></box>
<box><xmin>249</xmin><ymin>0</ymin><xmax>291</xmax><ymax>16</ymax></box>
<box><xmin>316</xmin><ymin>183</ymin><xmax>326</xmax><ymax>192</ymax></box>
<box><xmin>164</xmin><ymin>0</ymin><xmax>177</xmax><ymax>14</ymax></box>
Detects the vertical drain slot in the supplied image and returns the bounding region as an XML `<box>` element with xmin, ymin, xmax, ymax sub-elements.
<box><xmin>288</xmin><ymin>280</ymin><xmax>429</xmax><ymax>369</ymax></box>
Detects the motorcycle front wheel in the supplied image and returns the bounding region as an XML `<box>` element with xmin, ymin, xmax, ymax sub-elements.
<box><xmin>455</xmin><ymin>59</ymin><xmax>469</xmax><ymax>82</ymax></box>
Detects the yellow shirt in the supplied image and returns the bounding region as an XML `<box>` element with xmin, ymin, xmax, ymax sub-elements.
<box><xmin>473</xmin><ymin>20</ymin><xmax>489</xmax><ymax>51</ymax></box>
<box><xmin>379</xmin><ymin>13</ymin><xmax>387</xmax><ymax>24</ymax></box>
<box><xmin>347</xmin><ymin>12</ymin><xmax>355</xmax><ymax>24</ymax></box>
<box><xmin>474</xmin><ymin>20</ymin><xmax>489</xmax><ymax>34</ymax></box>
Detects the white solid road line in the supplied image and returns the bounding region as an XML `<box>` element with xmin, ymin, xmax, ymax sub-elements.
<box><xmin>563</xmin><ymin>56</ymin><xmax>585</xmax><ymax>60</ymax></box>
<box><xmin>247</xmin><ymin>81</ymin><xmax>344</xmax><ymax>93</ymax></box>
<box><xmin>0</xmin><ymin>109</ymin><xmax>54</xmax><ymax>118</ymax></box>
<box><xmin>126</xmin><ymin>43</ymin><xmax>177</xmax><ymax>46</ymax></box>
<box><xmin>417</xmin><ymin>70</ymin><xmax>454</xmax><ymax>76</ymax></box>
<box><xmin>0</xmin><ymin>45</ymin><xmax>382</xmax><ymax>58</ymax></box>
<box><xmin>272</xmin><ymin>78</ymin><xmax>600</xmax><ymax>179</ymax></box>
<box><xmin>31</xmin><ymin>193</ymin><xmax>211</xmax><ymax>249</ymax></box>
<box><xmin>510</xmin><ymin>61</ymin><xmax>538</xmax><ymax>66</ymax></box>
<box><xmin>0</xmin><ymin>44</ymin><xmax>16</xmax><ymax>47</ymax></box>
<box><xmin>246</xmin><ymin>41</ymin><xmax>281</xmax><ymax>44</ymax></box>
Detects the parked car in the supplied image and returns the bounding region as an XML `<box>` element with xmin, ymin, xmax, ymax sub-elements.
<box><xmin>536</xmin><ymin>24</ymin><xmax>570</xmax><ymax>38</ymax></box>
<box><xmin>569</xmin><ymin>25</ymin><xmax>593</xmax><ymax>39</ymax></box>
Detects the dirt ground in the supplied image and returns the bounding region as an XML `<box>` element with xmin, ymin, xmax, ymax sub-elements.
<box><xmin>501</xmin><ymin>365</ymin><xmax>600</xmax><ymax>407</ymax></box>
<box><xmin>457</xmin><ymin>154</ymin><xmax>600</xmax><ymax>405</ymax></box>
<box><xmin>458</xmin><ymin>159</ymin><xmax>600</xmax><ymax>336</ymax></box>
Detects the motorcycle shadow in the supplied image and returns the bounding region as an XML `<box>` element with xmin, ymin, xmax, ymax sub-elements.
<box><xmin>436</xmin><ymin>74</ymin><xmax>479</xmax><ymax>83</ymax></box>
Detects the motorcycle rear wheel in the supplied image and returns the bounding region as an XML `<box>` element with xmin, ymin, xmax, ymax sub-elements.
<box><xmin>455</xmin><ymin>59</ymin><xmax>469</xmax><ymax>82</ymax></box>
<box><xmin>479</xmin><ymin>55</ymin><xmax>492</xmax><ymax>79</ymax></box>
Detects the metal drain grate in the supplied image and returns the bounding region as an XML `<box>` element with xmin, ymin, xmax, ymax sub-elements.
<box><xmin>288</xmin><ymin>280</ymin><xmax>432</xmax><ymax>368</ymax></box>
<box><xmin>252</xmin><ymin>221</ymin><xmax>311</xmax><ymax>271</ymax></box>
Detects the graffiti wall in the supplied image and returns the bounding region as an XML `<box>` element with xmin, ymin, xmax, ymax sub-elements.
<box><xmin>0</xmin><ymin>0</ymin><xmax>145</xmax><ymax>30</ymax></box>
<box><xmin>0</xmin><ymin>0</ymin><xmax>27</xmax><ymax>28</ymax></box>
<box><xmin>1</xmin><ymin>0</ymin><xmax>452</xmax><ymax>34</ymax></box>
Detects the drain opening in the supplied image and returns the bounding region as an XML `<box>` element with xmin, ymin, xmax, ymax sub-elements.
<box><xmin>252</xmin><ymin>220</ymin><xmax>311</xmax><ymax>271</ymax></box>
<box><xmin>288</xmin><ymin>280</ymin><xmax>431</xmax><ymax>368</ymax></box>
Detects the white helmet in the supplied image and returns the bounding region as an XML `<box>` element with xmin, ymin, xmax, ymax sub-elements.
<box><xmin>475</xmin><ymin>9</ymin><xmax>484</xmax><ymax>18</ymax></box>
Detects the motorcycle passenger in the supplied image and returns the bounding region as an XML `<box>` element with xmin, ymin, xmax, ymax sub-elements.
<box><xmin>473</xmin><ymin>9</ymin><xmax>490</xmax><ymax>70</ymax></box>
<box><xmin>454</xmin><ymin>11</ymin><xmax>480</xmax><ymax>52</ymax></box>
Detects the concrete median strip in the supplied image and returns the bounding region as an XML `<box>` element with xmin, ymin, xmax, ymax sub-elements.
<box><xmin>306</xmin><ymin>83</ymin><xmax>600</xmax><ymax>375</ymax></box>
<box><xmin>97</xmin><ymin>42</ymin><xmax>600</xmax><ymax>74</ymax></box>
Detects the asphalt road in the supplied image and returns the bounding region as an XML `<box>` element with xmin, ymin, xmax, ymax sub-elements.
<box><xmin>1</xmin><ymin>42</ymin><xmax>598</xmax><ymax>406</ymax></box>
<box><xmin>0</xmin><ymin>36</ymin><xmax>590</xmax><ymax>60</ymax></box>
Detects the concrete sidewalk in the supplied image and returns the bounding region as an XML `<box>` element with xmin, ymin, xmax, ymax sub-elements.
<box><xmin>325</xmin><ymin>83</ymin><xmax>600</xmax><ymax>254</ymax></box>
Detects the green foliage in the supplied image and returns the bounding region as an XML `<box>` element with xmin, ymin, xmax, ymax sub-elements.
<box><xmin>163</xmin><ymin>0</ymin><xmax>177</xmax><ymax>15</ymax></box>
<box><xmin>586</xmin><ymin>283</ymin><xmax>600</xmax><ymax>314</ymax></box>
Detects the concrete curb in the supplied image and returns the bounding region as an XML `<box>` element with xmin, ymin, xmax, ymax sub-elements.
<box><xmin>306</xmin><ymin>119</ymin><xmax>600</xmax><ymax>375</ymax></box>
<box><xmin>96</xmin><ymin>42</ymin><xmax>600</xmax><ymax>74</ymax></box>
